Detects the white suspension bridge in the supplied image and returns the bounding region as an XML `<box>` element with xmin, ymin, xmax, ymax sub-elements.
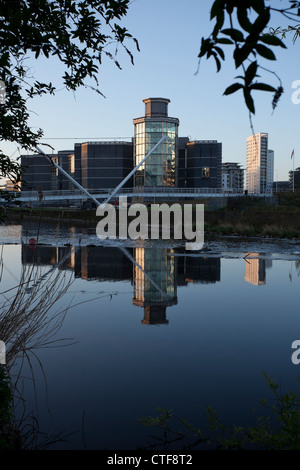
<box><xmin>2</xmin><ymin>187</ymin><xmax>272</xmax><ymax>204</ymax></box>
<box><xmin>1</xmin><ymin>137</ymin><xmax>273</xmax><ymax>205</ymax></box>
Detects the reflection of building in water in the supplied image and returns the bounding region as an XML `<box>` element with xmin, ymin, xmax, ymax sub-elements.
<box><xmin>21</xmin><ymin>245</ymin><xmax>227</xmax><ymax>324</ymax></box>
<box><xmin>22</xmin><ymin>245</ymin><xmax>221</xmax><ymax>287</ymax></box>
<box><xmin>185</xmin><ymin>257</ymin><xmax>220</xmax><ymax>284</ymax></box>
<box><xmin>265</xmin><ymin>259</ymin><xmax>273</xmax><ymax>270</ymax></box>
<box><xmin>22</xmin><ymin>245</ymin><xmax>133</xmax><ymax>281</ymax></box>
<box><xmin>22</xmin><ymin>245</ymin><xmax>76</xmax><ymax>271</ymax></box>
<box><xmin>133</xmin><ymin>248</ymin><xmax>177</xmax><ymax>325</ymax></box>
<box><xmin>244</xmin><ymin>254</ymin><xmax>266</xmax><ymax>286</ymax></box>
<box><xmin>75</xmin><ymin>247</ymin><xmax>133</xmax><ymax>281</ymax></box>
<box><xmin>177</xmin><ymin>255</ymin><xmax>221</xmax><ymax>284</ymax></box>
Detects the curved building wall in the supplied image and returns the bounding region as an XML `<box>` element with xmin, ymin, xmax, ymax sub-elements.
<box><xmin>186</xmin><ymin>141</ymin><xmax>222</xmax><ymax>189</ymax></box>
<box><xmin>80</xmin><ymin>141</ymin><xmax>133</xmax><ymax>189</ymax></box>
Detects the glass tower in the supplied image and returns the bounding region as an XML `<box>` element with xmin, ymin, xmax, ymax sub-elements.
<box><xmin>133</xmin><ymin>98</ymin><xmax>179</xmax><ymax>187</ymax></box>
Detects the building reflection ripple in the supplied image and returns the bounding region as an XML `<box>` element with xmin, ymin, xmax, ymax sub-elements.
<box><xmin>23</xmin><ymin>245</ymin><xmax>283</xmax><ymax>325</ymax></box>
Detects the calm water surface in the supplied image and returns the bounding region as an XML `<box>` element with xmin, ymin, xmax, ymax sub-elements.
<box><xmin>1</xmin><ymin>220</ymin><xmax>300</xmax><ymax>449</ymax></box>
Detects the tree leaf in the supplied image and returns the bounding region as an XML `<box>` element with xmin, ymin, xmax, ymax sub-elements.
<box><xmin>213</xmin><ymin>53</ymin><xmax>221</xmax><ymax>72</ymax></box>
<box><xmin>198</xmin><ymin>37</ymin><xmax>213</xmax><ymax>57</ymax></box>
<box><xmin>250</xmin><ymin>0</ymin><xmax>265</xmax><ymax>14</ymax></box>
<box><xmin>223</xmin><ymin>82</ymin><xmax>244</xmax><ymax>95</ymax></box>
<box><xmin>243</xmin><ymin>88</ymin><xmax>255</xmax><ymax>114</ymax></box>
<box><xmin>251</xmin><ymin>7</ymin><xmax>271</xmax><ymax>37</ymax></box>
<box><xmin>260</xmin><ymin>34</ymin><xmax>287</xmax><ymax>48</ymax></box>
<box><xmin>233</xmin><ymin>43</ymin><xmax>252</xmax><ymax>68</ymax></box>
<box><xmin>251</xmin><ymin>82</ymin><xmax>277</xmax><ymax>92</ymax></box>
<box><xmin>255</xmin><ymin>43</ymin><xmax>276</xmax><ymax>60</ymax></box>
<box><xmin>216</xmin><ymin>38</ymin><xmax>234</xmax><ymax>44</ymax></box>
<box><xmin>221</xmin><ymin>28</ymin><xmax>245</xmax><ymax>42</ymax></box>
<box><xmin>214</xmin><ymin>45</ymin><xmax>225</xmax><ymax>60</ymax></box>
<box><xmin>210</xmin><ymin>0</ymin><xmax>226</xmax><ymax>20</ymax></box>
<box><xmin>245</xmin><ymin>60</ymin><xmax>258</xmax><ymax>84</ymax></box>
<box><xmin>237</xmin><ymin>8</ymin><xmax>253</xmax><ymax>33</ymax></box>
<box><xmin>226</xmin><ymin>0</ymin><xmax>235</xmax><ymax>14</ymax></box>
<box><xmin>212</xmin><ymin>9</ymin><xmax>225</xmax><ymax>38</ymax></box>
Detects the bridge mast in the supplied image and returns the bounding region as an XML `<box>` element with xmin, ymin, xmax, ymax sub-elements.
<box><xmin>35</xmin><ymin>145</ymin><xmax>101</xmax><ymax>207</ymax></box>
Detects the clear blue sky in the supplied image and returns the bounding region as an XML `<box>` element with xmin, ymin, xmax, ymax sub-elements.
<box><xmin>3</xmin><ymin>0</ymin><xmax>300</xmax><ymax>181</ymax></box>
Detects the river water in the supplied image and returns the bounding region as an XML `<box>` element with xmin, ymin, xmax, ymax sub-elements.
<box><xmin>1</xmin><ymin>219</ymin><xmax>300</xmax><ymax>449</ymax></box>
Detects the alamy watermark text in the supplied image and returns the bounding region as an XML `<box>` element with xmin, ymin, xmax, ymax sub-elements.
<box><xmin>96</xmin><ymin>196</ymin><xmax>204</xmax><ymax>250</ymax></box>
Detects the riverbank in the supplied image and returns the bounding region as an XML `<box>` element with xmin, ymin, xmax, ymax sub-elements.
<box><xmin>204</xmin><ymin>210</ymin><xmax>300</xmax><ymax>239</ymax></box>
<box><xmin>3</xmin><ymin>206</ymin><xmax>300</xmax><ymax>239</ymax></box>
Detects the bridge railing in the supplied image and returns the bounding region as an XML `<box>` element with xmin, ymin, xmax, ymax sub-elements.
<box><xmin>15</xmin><ymin>187</ymin><xmax>246</xmax><ymax>196</ymax></box>
<box><xmin>1</xmin><ymin>187</ymin><xmax>274</xmax><ymax>201</ymax></box>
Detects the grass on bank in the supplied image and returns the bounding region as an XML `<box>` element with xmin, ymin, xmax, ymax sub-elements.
<box><xmin>0</xmin><ymin>367</ymin><xmax>21</xmax><ymax>450</ymax></box>
<box><xmin>204</xmin><ymin>222</ymin><xmax>300</xmax><ymax>239</ymax></box>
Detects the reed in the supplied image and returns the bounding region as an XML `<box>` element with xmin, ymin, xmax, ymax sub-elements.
<box><xmin>0</xmin><ymin>247</ymin><xmax>75</xmax><ymax>449</ymax></box>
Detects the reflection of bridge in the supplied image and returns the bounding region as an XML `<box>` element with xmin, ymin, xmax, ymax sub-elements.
<box><xmin>21</xmin><ymin>244</ymin><xmax>222</xmax><ymax>325</ymax></box>
<box><xmin>5</xmin><ymin>187</ymin><xmax>273</xmax><ymax>203</ymax></box>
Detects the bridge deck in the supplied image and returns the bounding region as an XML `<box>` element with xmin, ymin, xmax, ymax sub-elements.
<box><xmin>1</xmin><ymin>188</ymin><xmax>272</xmax><ymax>202</ymax></box>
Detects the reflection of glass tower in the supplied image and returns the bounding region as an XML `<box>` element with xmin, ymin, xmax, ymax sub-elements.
<box><xmin>244</xmin><ymin>254</ymin><xmax>266</xmax><ymax>286</ymax></box>
<box><xmin>133</xmin><ymin>98</ymin><xmax>179</xmax><ymax>187</ymax></box>
<box><xmin>133</xmin><ymin>248</ymin><xmax>177</xmax><ymax>324</ymax></box>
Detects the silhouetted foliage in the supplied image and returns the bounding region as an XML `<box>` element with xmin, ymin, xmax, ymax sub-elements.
<box><xmin>199</xmin><ymin>1</ymin><xmax>300</xmax><ymax>114</ymax></box>
<box><xmin>141</xmin><ymin>372</ymin><xmax>300</xmax><ymax>450</ymax></box>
